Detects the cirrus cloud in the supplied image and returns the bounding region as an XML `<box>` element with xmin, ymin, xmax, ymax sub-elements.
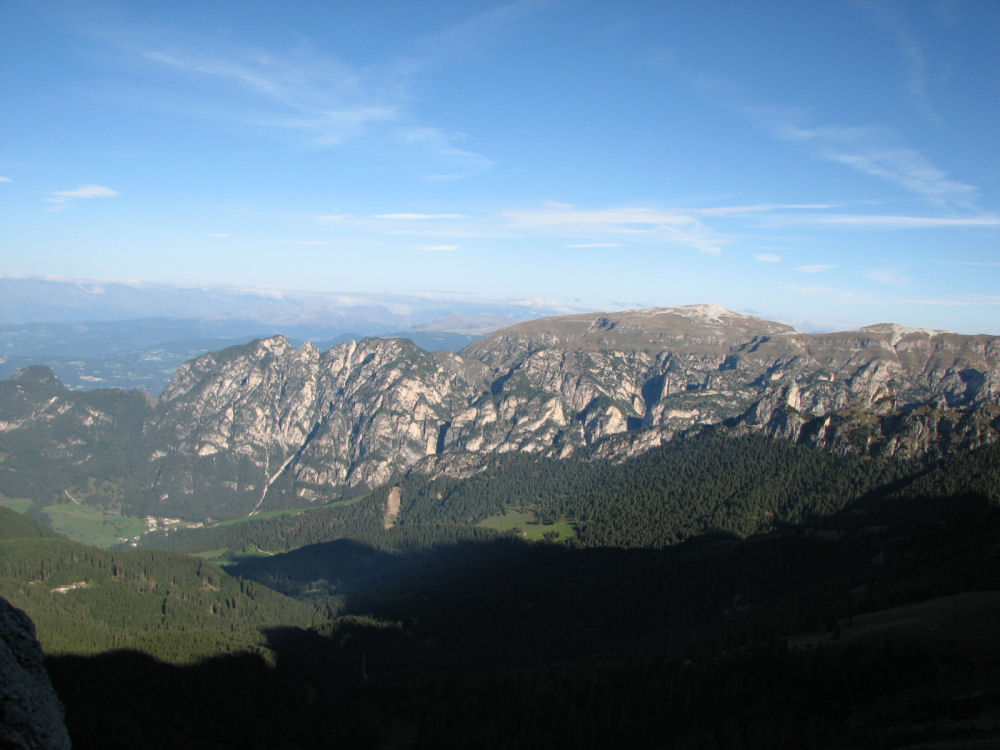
<box><xmin>866</xmin><ymin>268</ymin><xmax>911</xmax><ymax>286</ymax></box>
<box><xmin>45</xmin><ymin>184</ymin><xmax>119</xmax><ymax>212</ymax></box>
<box><xmin>502</xmin><ymin>204</ymin><xmax>724</xmax><ymax>255</ymax></box>
<box><xmin>375</xmin><ymin>213</ymin><xmax>467</xmax><ymax>220</ymax></box>
<box><xmin>415</xmin><ymin>244</ymin><xmax>460</xmax><ymax>252</ymax></box>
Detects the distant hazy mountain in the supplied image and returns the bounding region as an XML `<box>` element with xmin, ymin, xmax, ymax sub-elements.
<box><xmin>0</xmin><ymin>317</ymin><xmax>485</xmax><ymax>393</ymax></box>
<box><xmin>2</xmin><ymin>304</ymin><xmax>997</xmax><ymax>522</ymax></box>
<box><xmin>0</xmin><ymin>276</ymin><xmax>569</xmax><ymax>327</ymax></box>
<box><xmin>0</xmin><ymin>276</ymin><xmax>569</xmax><ymax>391</ymax></box>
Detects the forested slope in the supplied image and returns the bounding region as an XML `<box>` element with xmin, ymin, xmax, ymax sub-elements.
<box><xmin>0</xmin><ymin>505</ymin><xmax>61</xmax><ymax>539</ymax></box>
<box><xmin>0</xmin><ymin>516</ymin><xmax>318</xmax><ymax>662</ymax></box>
<box><xmin>140</xmin><ymin>431</ymin><xmax>1000</xmax><ymax>558</ymax></box>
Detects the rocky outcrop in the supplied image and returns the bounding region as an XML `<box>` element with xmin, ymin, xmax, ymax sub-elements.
<box><xmin>2</xmin><ymin>305</ymin><xmax>999</xmax><ymax>519</ymax></box>
<box><xmin>459</xmin><ymin>309</ymin><xmax>1000</xmax><ymax>458</ymax></box>
<box><xmin>143</xmin><ymin>337</ymin><xmax>490</xmax><ymax>514</ymax></box>
<box><xmin>0</xmin><ymin>597</ymin><xmax>72</xmax><ymax>750</ymax></box>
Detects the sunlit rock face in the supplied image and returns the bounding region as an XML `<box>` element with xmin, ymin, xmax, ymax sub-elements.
<box><xmin>460</xmin><ymin>308</ymin><xmax>1000</xmax><ymax>459</ymax></box>
<box><xmin>4</xmin><ymin>305</ymin><xmax>999</xmax><ymax>518</ymax></box>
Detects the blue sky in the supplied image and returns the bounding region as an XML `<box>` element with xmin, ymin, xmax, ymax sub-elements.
<box><xmin>2</xmin><ymin>0</ymin><xmax>999</xmax><ymax>333</ymax></box>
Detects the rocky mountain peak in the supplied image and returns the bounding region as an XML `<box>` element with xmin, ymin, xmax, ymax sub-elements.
<box><xmin>859</xmin><ymin>322</ymin><xmax>944</xmax><ymax>339</ymax></box>
<box><xmin>462</xmin><ymin>304</ymin><xmax>795</xmax><ymax>367</ymax></box>
<box><xmin>8</xmin><ymin>366</ymin><xmax>63</xmax><ymax>387</ymax></box>
<box><xmin>654</xmin><ymin>303</ymin><xmax>792</xmax><ymax>331</ymax></box>
<box><xmin>2</xmin><ymin>305</ymin><xmax>999</xmax><ymax>520</ymax></box>
<box><xmin>254</xmin><ymin>335</ymin><xmax>293</xmax><ymax>355</ymax></box>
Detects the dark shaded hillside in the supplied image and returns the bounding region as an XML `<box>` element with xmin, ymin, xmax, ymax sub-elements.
<box><xmin>6</xmin><ymin>435</ymin><xmax>996</xmax><ymax>748</ymax></box>
<box><xmin>229</xmin><ymin>490</ymin><xmax>1000</xmax><ymax>669</ymax></box>
<box><xmin>48</xmin><ymin>492</ymin><xmax>1000</xmax><ymax>749</ymax></box>
<box><xmin>47</xmin><ymin>649</ymin><xmax>379</xmax><ymax>750</ymax></box>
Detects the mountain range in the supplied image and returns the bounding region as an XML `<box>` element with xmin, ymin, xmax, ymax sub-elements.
<box><xmin>1</xmin><ymin>304</ymin><xmax>998</xmax><ymax>523</ymax></box>
<box><xmin>3</xmin><ymin>303</ymin><xmax>1000</xmax><ymax>748</ymax></box>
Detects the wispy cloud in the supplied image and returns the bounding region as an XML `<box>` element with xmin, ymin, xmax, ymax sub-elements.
<box><xmin>402</xmin><ymin>127</ymin><xmax>495</xmax><ymax>180</ymax></box>
<box><xmin>45</xmin><ymin>184</ymin><xmax>118</xmax><ymax>212</ymax></box>
<box><xmin>811</xmin><ymin>213</ymin><xmax>1000</xmax><ymax>228</ymax></box>
<box><xmin>138</xmin><ymin>44</ymin><xmax>398</xmax><ymax>146</ymax></box>
<box><xmin>332</xmin><ymin>199</ymin><xmax>998</xmax><ymax>260</ymax></box>
<box><xmin>390</xmin><ymin>0</ymin><xmax>548</xmax><ymax>80</ymax></box>
<box><xmin>508</xmin><ymin>296</ymin><xmax>578</xmax><ymax>312</ymax></box>
<box><xmin>797</xmin><ymin>264</ymin><xmax>836</xmax><ymax>273</ymax></box>
<box><xmin>0</xmin><ymin>176</ymin><xmax>11</xmax><ymax>183</ymax></box>
<box><xmin>695</xmin><ymin>203</ymin><xmax>833</xmax><ymax>216</ymax></box>
<box><xmin>751</xmin><ymin>210</ymin><xmax>1000</xmax><ymax>230</ymax></box>
<box><xmin>265</xmin><ymin>107</ymin><xmax>399</xmax><ymax>147</ymax></box>
<box><xmin>51</xmin><ymin>185</ymin><xmax>118</xmax><ymax>199</ymax></box>
<box><xmin>693</xmin><ymin>74</ymin><xmax>975</xmax><ymax>208</ymax></box>
<box><xmin>776</xmin><ymin>123</ymin><xmax>976</xmax><ymax>207</ymax></box>
<box><xmin>866</xmin><ymin>267</ymin><xmax>911</xmax><ymax>286</ymax></box>
<box><xmin>899</xmin><ymin>294</ymin><xmax>1000</xmax><ymax>307</ymax></box>
<box><xmin>788</xmin><ymin>284</ymin><xmax>835</xmax><ymax>295</ymax></box>
<box><xmin>106</xmin><ymin>8</ymin><xmax>513</xmax><ymax>175</ymax></box>
<box><xmin>502</xmin><ymin>204</ymin><xmax>724</xmax><ymax>255</ymax></box>
<box><xmin>826</xmin><ymin>149</ymin><xmax>975</xmax><ymax>205</ymax></box>
<box><xmin>335</xmin><ymin>202</ymin><xmax>737</xmax><ymax>253</ymax></box>
<box><xmin>415</xmin><ymin>244</ymin><xmax>460</xmax><ymax>252</ymax></box>
<box><xmin>375</xmin><ymin>213</ymin><xmax>468</xmax><ymax>220</ymax></box>
<box><xmin>862</xmin><ymin>1</ymin><xmax>942</xmax><ymax>124</ymax></box>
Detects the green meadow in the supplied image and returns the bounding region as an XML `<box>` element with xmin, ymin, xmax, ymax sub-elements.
<box><xmin>0</xmin><ymin>496</ymin><xmax>34</xmax><ymax>515</ymax></box>
<box><xmin>478</xmin><ymin>507</ymin><xmax>576</xmax><ymax>541</ymax></box>
<box><xmin>42</xmin><ymin>502</ymin><xmax>148</xmax><ymax>548</ymax></box>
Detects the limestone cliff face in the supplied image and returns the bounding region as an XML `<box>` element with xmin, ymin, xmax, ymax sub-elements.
<box><xmin>3</xmin><ymin>305</ymin><xmax>999</xmax><ymax>518</ymax></box>
<box><xmin>144</xmin><ymin>336</ymin><xmax>489</xmax><ymax>513</ymax></box>
<box><xmin>458</xmin><ymin>308</ymin><xmax>1000</xmax><ymax>459</ymax></box>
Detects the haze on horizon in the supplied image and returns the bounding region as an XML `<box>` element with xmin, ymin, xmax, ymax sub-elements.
<box><xmin>1</xmin><ymin>0</ymin><xmax>999</xmax><ymax>335</ymax></box>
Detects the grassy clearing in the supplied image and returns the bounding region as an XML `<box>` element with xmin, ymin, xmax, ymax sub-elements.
<box><xmin>194</xmin><ymin>547</ymin><xmax>275</xmax><ymax>566</ymax></box>
<box><xmin>213</xmin><ymin>493</ymin><xmax>369</xmax><ymax>528</ymax></box>
<box><xmin>192</xmin><ymin>548</ymin><xmax>232</xmax><ymax>564</ymax></box>
<box><xmin>42</xmin><ymin>502</ymin><xmax>148</xmax><ymax>548</ymax></box>
<box><xmin>0</xmin><ymin>496</ymin><xmax>34</xmax><ymax>515</ymax></box>
<box><xmin>478</xmin><ymin>507</ymin><xmax>576</xmax><ymax>541</ymax></box>
<box><xmin>479</xmin><ymin>509</ymin><xmax>535</xmax><ymax>532</ymax></box>
<box><xmin>214</xmin><ymin>508</ymin><xmax>307</xmax><ymax>527</ymax></box>
<box><xmin>522</xmin><ymin>519</ymin><xmax>576</xmax><ymax>541</ymax></box>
